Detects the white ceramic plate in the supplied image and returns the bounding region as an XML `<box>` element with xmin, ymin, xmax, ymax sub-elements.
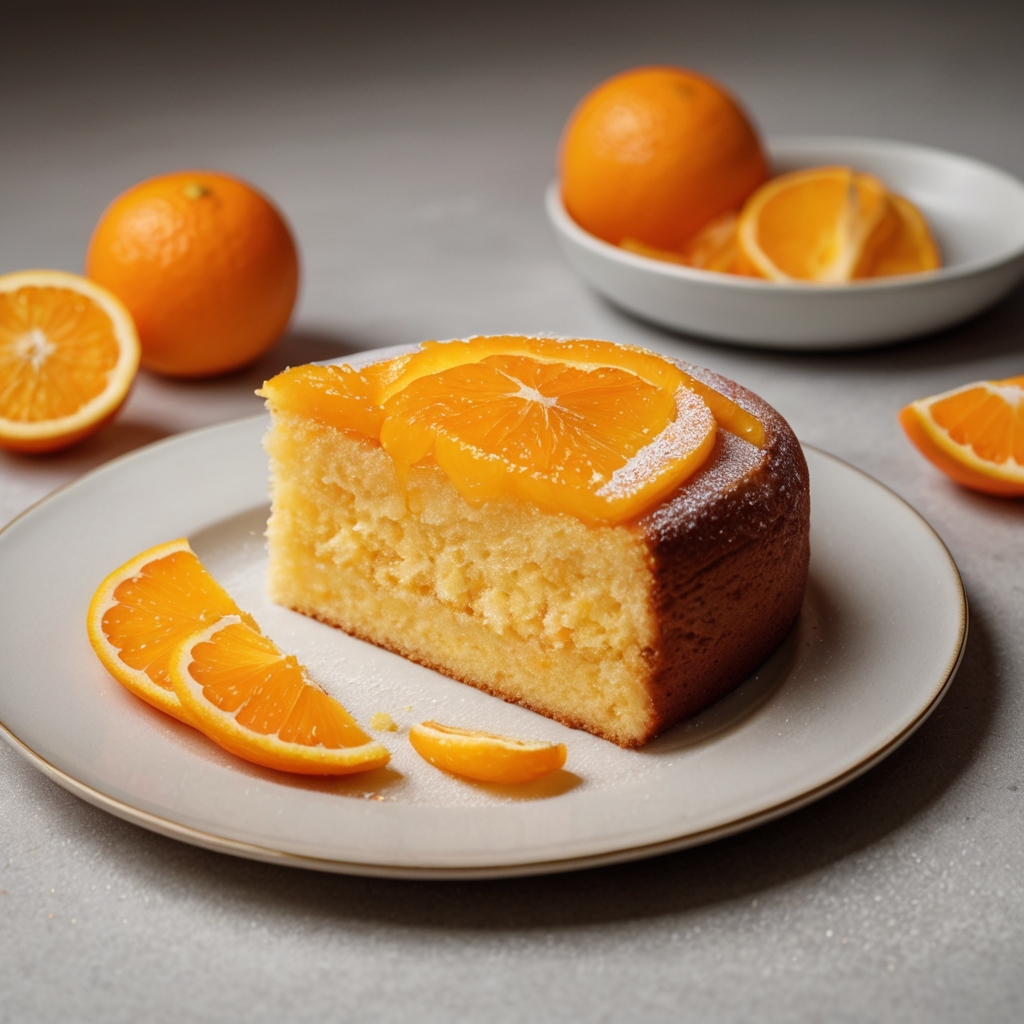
<box><xmin>547</xmin><ymin>136</ymin><xmax>1024</xmax><ymax>349</ymax></box>
<box><xmin>0</xmin><ymin>418</ymin><xmax>965</xmax><ymax>878</ymax></box>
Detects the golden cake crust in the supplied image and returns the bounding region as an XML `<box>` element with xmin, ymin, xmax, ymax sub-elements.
<box><xmin>637</xmin><ymin>363</ymin><xmax>809</xmax><ymax>736</ymax></box>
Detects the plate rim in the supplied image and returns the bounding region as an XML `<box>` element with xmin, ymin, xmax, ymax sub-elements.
<box><xmin>0</xmin><ymin>421</ymin><xmax>968</xmax><ymax>879</ymax></box>
<box><xmin>546</xmin><ymin>134</ymin><xmax>1024</xmax><ymax>291</ymax></box>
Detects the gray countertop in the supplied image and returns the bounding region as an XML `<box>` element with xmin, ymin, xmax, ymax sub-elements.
<box><xmin>1</xmin><ymin>1</ymin><xmax>1022</xmax><ymax>1020</ymax></box>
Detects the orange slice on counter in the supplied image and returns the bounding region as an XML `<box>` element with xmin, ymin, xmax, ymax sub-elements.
<box><xmin>409</xmin><ymin>721</ymin><xmax>567</xmax><ymax>784</ymax></box>
<box><xmin>737</xmin><ymin>167</ymin><xmax>893</xmax><ymax>283</ymax></box>
<box><xmin>899</xmin><ymin>375</ymin><xmax>1024</xmax><ymax>496</ymax></box>
<box><xmin>170</xmin><ymin>616</ymin><xmax>390</xmax><ymax>775</ymax></box>
<box><xmin>87</xmin><ymin>538</ymin><xmax>259</xmax><ymax>724</ymax></box>
<box><xmin>0</xmin><ymin>270</ymin><xmax>140</xmax><ymax>453</ymax></box>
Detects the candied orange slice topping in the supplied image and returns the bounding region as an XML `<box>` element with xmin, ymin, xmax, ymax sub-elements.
<box><xmin>259</xmin><ymin>336</ymin><xmax>764</xmax><ymax>525</ymax></box>
<box><xmin>171</xmin><ymin>616</ymin><xmax>390</xmax><ymax>775</ymax></box>
<box><xmin>380</xmin><ymin>352</ymin><xmax>715</xmax><ymax>524</ymax></box>
<box><xmin>409</xmin><ymin>720</ymin><xmax>567</xmax><ymax>784</ymax></box>
<box><xmin>899</xmin><ymin>375</ymin><xmax>1024</xmax><ymax>496</ymax></box>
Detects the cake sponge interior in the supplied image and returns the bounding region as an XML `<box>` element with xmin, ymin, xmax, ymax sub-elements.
<box><xmin>266</xmin><ymin>413</ymin><xmax>660</xmax><ymax>746</ymax></box>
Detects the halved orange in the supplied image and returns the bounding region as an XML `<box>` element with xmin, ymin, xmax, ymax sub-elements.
<box><xmin>737</xmin><ymin>167</ymin><xmax>892</xmax><ymax>283</ymax></box>
<box><xmin>87</xmin><ymin>539</ymin><xmax>259</xmax><ymax>724</ymax></box>
<box><xmin>408</xmin><ymin>721</ymin><xmax>567</xmax><ymax>784</ymax></box>
<box><xmin>0</xmin><ymin>270</ymin><xmax>140</xmax><ymax>453</ymax></box>
<box><xmin>170</xmin><ymin>616</ymin><xmax>390</xmax><ymax>775</ymax></box>
<box><xmin>899</xmin><ymin>376</ymin><xmax>1024</xmax><ymax>496</ymax></box>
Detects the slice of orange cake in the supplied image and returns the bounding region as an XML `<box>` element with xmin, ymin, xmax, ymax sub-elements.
<box><xmin>258</xmin><ymin>336</ymin><xmax>809</xmax><ymax>748</ymax></box>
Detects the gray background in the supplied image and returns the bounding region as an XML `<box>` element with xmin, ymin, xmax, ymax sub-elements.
<box><xmin>1</xmin><ymin>1</ymin><xmax>1022</xmax><ymax>1020</ymax></box>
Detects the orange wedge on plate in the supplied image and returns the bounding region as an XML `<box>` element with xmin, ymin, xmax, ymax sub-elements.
<box><xmin>408</xmin><ymin>721</ymin><xmax>567</xmax><ymax>784</ymax></box>
<box><xmin>737</xmin><ymin>167</ymin><xmax>892</xmax><ymax>283</ymax></box>
<box><xmin>0</xmin><ymin>270</ymin><xmax>140</xmax><ymax>453</ymax></box>
<box><xmin>170</xmin><ymin>616</ymin><xmax>390</xmax><ymax>775</ymax></box>
<box><xmin>87</xmin><ymin>538</ymin><xmax>260</xmax><ymax>724</ymax></box>
<box><xmin>899</xmin><ymin>375</ymin><xmax>1024</xmax><ymax>496</ymax></box>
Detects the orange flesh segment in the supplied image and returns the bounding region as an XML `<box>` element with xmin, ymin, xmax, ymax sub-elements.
<box><xmin>409</xmin><ymin>720</ymin><xmax>567</xmax><ymax>784</ymax></box>
<box><xmin>739</xmin><ymin>167</ymin><xmax>891</xmax><ymax>283</ymax></box>
<box><xmin>260</xmin><ymin>337</ymin><xmax>763</xmax><ymax>526</ymax></box>
<box><xmin>862</xmin><ymin>194</ymin><xmax>941</xmax><ymax>278</ymax></box>
<box><xmin>0</xmin><ymin>285</ymin><xmax>121</xmax><ymax>421</ymax></box>
<box><xmin>184</xmin><ymin>621</ymin><xmax>371</xmax><ymax>748</ymax></box>
<box><xmin>899</xmin><ymin>375</ymin><xmax>1024</xmax><ymax>496</ymax></box>
<box><xmin>101</xmin><ymin>548</ymin><xmax>257</xmax><ymax>692</ymax></box>
<box><xmin>929</xmin><ymin>376</ymin><xmax>1024</xmax><ymax>464</ymax></box>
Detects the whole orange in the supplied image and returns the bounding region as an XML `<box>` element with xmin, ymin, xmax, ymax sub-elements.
<box><xmin>559</xmin><ymin>66</ymin><xmax>768</xmax><ymax>251</ymax></box>
<box><xmin>85</xmin><ymin>171</ymin><xmax>299</xmax><ymax>378</ymax></box>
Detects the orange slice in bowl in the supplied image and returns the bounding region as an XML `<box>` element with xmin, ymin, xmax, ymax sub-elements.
<box><xmin>737</xmin><ymin>167</ymin><xmax>892</xmax><ymax>283</ymax></box>
<box><xmin>859</xmin><ymin>194</ymin><xmax>941</xmax><ymax>278</ymax></box>
<box><xmin>170</xmin><ymin>616</ymin><xmax>390</xmax><ymax>775</ymax></box>
<box><xmin>409</xmin><ymin>721</ymin><xmax>567</xmax><ymax>784</ymax></box>
<box><xmin>0</xmin><ymin>270</ymin><xmax>140</xmax><ymax>453</ymax></box>
<box><xmin>899</xmin><ymin>375</ymin><xmax>1024</xmax><ymax>496</ymax></box>
<box><xmin>87</xmin><ymin>539</ymin><xmax>259</xmax><ymax>724</ymax></box>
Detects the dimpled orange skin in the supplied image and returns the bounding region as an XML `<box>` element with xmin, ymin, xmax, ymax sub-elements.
<box><xmin>85</xmin><ymin>171</ymin><xmax>299</xmax><ymax>378</ymax></box>
<box><xmin>559</xmin><ymin>66</ymin><xmax>768</xmax><ymax>252</ymax></box>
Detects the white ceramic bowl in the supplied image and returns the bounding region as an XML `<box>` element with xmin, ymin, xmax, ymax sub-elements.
<box><xmin>546</xmin><ymin>137</ymin><xmax>1024</xmax><ymax>349</ymax></box>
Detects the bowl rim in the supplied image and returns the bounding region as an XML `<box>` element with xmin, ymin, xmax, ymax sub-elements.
<box><xmin>546</xmin><ymin>135</ymin><xmax>1024</xmax><ymax>294</ymax></box>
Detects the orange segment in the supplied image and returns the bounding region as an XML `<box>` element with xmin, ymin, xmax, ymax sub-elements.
<box><xmin>380</xmin><ymin>352</ymin><xmax>716</xmax><ymax>525</ymax></box>
<box><xmin>374</xmin><ymin>336</ymin><xmax>762</xmax><ymax>446</ymax></box>
<box><xmin>859</xmin><ymin>194</ymin><xmax>940</xmax><ymax>277</ymax></box>
<box><xmin>899</xmin><ymin>375</ymin><xmax>1024</xmax><ymax>496</ymax></box>
<box><xmin>737</xmin><ymin>167</ymin><xmax>893</xmax><ymax>283</ymax></box>
<box><xmin>621</xmin><ymin>211</ymin><xmax>741</xmax><ymax>274</ymax></box>
<box><xmin>0</xmin><ymin>270</ymin><xmax>140</xmax><ymax>453</ymax></box>
<box><xmin>87</xmin><ymin>539</ymin><xmax>259</xmax><ymax>724</ymax></box>
<box><xmin>170</xmin><ymin>616</ymin><xmax>390</xmax><ymax>775</ymax></box>
<box><xmin>408</xmin><ymin>721</ymin><xmax>567</xmax><ymax>784</ymax></box>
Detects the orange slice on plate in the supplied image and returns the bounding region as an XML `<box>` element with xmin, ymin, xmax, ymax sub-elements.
<box><xmin>87</xmin><ymin>538</ymin><xmax>259</xmax><ymax>724</ymax></box>
<box><xmin>170</xmin><ymin>616</ymin><xmax>390</xmax><ymax>775</ymax></box>
<box><xmin>737</xmin><ymin>167</ymin><xmax>892</xmax><ymax>283</ymax></box>
<box><xmin>408</xmin><ymin>721</ymin><xmax>567</xmax><ymax>784</ymax></box>
<box><xmin>899</xmin><ymin>375</ymin><xmax>1024</xmax><ymax>496</ymax></box>
<box><xmin>0</xmin><ymin>270</ymin><xmax>140</xmax><ymax>452</ymax></box>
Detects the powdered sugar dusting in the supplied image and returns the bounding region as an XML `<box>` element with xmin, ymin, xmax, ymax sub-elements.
<box><xmin>597</xmin><ymin>387</ymin><xmax>715</xmax><ymax>501</ymax></box>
